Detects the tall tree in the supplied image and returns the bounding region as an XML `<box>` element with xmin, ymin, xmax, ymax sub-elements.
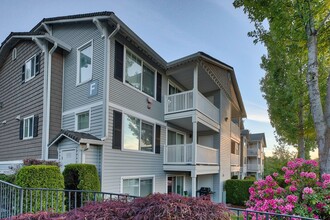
<box><xmin>233</xmin><ymin>0</ymin><xmax>330</xmax><ymax>173</ymax></box>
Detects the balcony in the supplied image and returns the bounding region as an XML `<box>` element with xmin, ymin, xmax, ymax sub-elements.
<box><xmin>247</xmin><ymin>147</ymin><xmax>260</xmax><ymax>157</ymax></box>
<box><xmin>164</xmin><ymin>144</ymin><xmax>219</xmax><ymax>165</ymax></box>
<box><xmin>165</xmin><ymin>90</ymin><xmax>219</xmax><ymax>124</ymax></box>
<box><xmin>247</xmin><ymin>164</ymin><xmax>261</xmax><ymax>172</ymax></box>
<box><xmin>230</xmin><ymin>154</ymin><xmax>240</xmax><ymax>166</ymax></box>
<box><xmin>231</xmin><ymin>122</ymin><xmax>240</xmax><ymax>142</ymax></box>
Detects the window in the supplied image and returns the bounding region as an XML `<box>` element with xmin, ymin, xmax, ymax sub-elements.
<box><xmin>168</xmin><ymin>82</ymin><xmax>182</xmax><ymax>95</ymax></box>
<box><xmin>24</xmin><ymin>55</ymin><xmax>37</xmax><ymax>81</ymax></box>
<box><xmin>77</xmin><ymin>41</ymin><xmax>93</xmax><ymax>84</ymax></box>
<box><xmin>23</xmin><ymin>116</ymin><xmax>34</xmax><ymax>139</ymax></box>
<box><xmin>167</xmin><ymin>176</ymin><xmax>184</xmax><ymax>195</ymax></box>
<box><xmin>12</xmin><ymin>48</ymin><xmax>17</xmax><ymax>61</ymax></box>
<box><xmin>122</xmin><ymin>176</ymin><xmax>154</xmax><ymax>197</ymax></box>
<box><xmin>231</xmin><ymin>141</ymin><xmax>239</xmax><ymax>155</ymax></box>
<box><xmin>76</xmin><ymin>111</ymin><xmax>90</xmax><ymax>131</ymax></box>
<box><xmin>123</xmin><ymin>114</ymin><xmax>154</xmax><ymax>152</ymax></box>
<box><xmin>125</xmin><ymin>49</ymin><xmax>155</xmax><ymax>97</ymax></box>
<box><xmin>167</xmin><ymin>130</ymin><xmax>184</xmax><ymax>145</ymax></box>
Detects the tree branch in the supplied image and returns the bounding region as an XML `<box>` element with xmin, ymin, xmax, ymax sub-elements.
<box><xmin>317</xmin><ymin>10</ymin><xmax>330</xmax><ymax>33</ymax></box>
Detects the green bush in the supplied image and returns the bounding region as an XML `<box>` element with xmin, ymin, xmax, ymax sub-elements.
<box><xmin>63</xmin><ymin>164</ymin><xmax>100</xmax><ymax>209</ymax></box>
<box><xmin>276</xmin><ymin>177</ymin><xmax>286</xmax><ymax>188</ymax></box>
<box><xmin>244</xmin><ymin>175</ymin><xmax>256</xmax><ymax>181</ymax></box>
<box><xmin>0</xmin><ymin>174</ymin><xmax>16</xmax><ymax>183</ymax></box>
<box><xmin>225</xmin><ymin>179</ymin><xmax>255</xmax><ymax>206</ymax></box>
<box><xmin>231</xmin><ymin>175</ymin><xmax>238</xmax><ymax>179</ymax></box>
<box><xmin>15</xmin><ymin>165</ymin><xmax>64</xmax><ymax>213</ymax></box>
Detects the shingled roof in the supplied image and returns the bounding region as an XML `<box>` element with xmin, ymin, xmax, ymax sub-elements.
<box><xmin>49</xmin><ymin>129</ymin><xmax>102</xmax><ymax>147</ymax></box>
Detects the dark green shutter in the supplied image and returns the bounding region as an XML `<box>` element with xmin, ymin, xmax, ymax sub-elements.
<box><xmin>33</xmin><ymin>115</ymin><xmax>39</xmax><ymax>137</ymax></box>
<box><xmin>113</xmin><ymin>110</ymin><xmax>122</xmax><ymax>150</ymax></box>
<box><xmin>155</xmin><ymin>125</ymin><xmax>161</xmax><ymax>154</ymax></box>
<box><xmin>19</xmin><ymin>120</ymin><xmax>23</xmax><ymax>140</ymax></box>
<box><xmin>156</xmin><ymin>72</ymin><xmax>162</xmax><ymax>102</ymax></box>
<box><xmin>114</xmin><ymin>41</ymin><xmax>124</xmax><ymax>82</ymax></box>
<box><xmin>21</xmin><ymin>64</ymin><xmax>25</xmax><ymax>84</ymax></box>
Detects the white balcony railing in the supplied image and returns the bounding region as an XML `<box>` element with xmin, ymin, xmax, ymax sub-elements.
<box><xmin>230</xmin><ymin>154</ymin><xmax>240</xmax><ymax>166</ymax></box>
<box><xmin>164</xmin><ymin>144</ymin><xmax>218</xmax><ymax>165</ymax></box>
<box><xmin>165</xmin><ymin>90</ymin><xmax>219</xmax><ymax>123</ymax></box>
<box><xmin>230</xmin><ymin>122</ymin><xmax>240</xmax><ymax>141</ymax></box>
<box><xmin>247</xmin><ymin>164</ymin><xmax>261</xmax><ymax>171</ymax></box>
<box><xmin>247</xmin><ymin>147</ymin><xmax>260</xmax><ymax>156</ymax></box>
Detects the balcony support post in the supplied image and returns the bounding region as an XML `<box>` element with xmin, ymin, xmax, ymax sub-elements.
<box><xmin>191</xmin><ymin>171</ymin><xmax>197</xmax><ymax>197</ymax></box>
<box><xmin>193</xmin><ymin>63</ymin><xmax>199</xmax><ymax>108</ymax></box>
<box><xmin>192</xmin><ymin>116</ymin><xmax>197</xmax><ymax>165</ymax></box>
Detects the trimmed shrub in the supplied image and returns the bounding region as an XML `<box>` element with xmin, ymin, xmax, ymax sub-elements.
<box><xmin>12</xmin><ymin>193</ymin><xmax>232</xmax><ymax>219</ymax></box>
<box><xmin>63</xmin><ymin>164</ymin><xmax>100</xmax><ymax>209</ymax></box>
<box><xmin>15</xmin><ymin>165</ymin><xmax>64</xmax><ymax>213</ymax></box>
<box><xmin>23</xmin><ymin>158</ymin><xmax>60</xmax><ymax>167</ymax></box>
<box><xmin>0</xmin><ymin>174</ymin><xmax>15</xmax><ymax>183</ymax></box>
<box><xmin>231</xmin><ymin>175</ymin><xmax>238</xmax><ymax>179</ymax></box>
<box><xmin>244</xmin><ymin>175</ymin><xmax>256</xmax><ymax>181</ymax></box>
<box><xmin>225</xmin><ymin>179</ymin><xmax>255</xmax><ymax>206</ymax></box>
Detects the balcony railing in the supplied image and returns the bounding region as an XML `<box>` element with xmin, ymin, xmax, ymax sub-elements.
<box><xmin>164</xmin><ymin>144</ymin><xmax>218</xmax><ymax>165</ymax></box>
<box><xmin>230</xmin><ymin>122</ymin><xmax>240</xmax><ymax>141</ymax></box>
<box><xmin>165</xmin><ymin>90</ymin><xmax>219</xmax><ymax>123</ymax></box>
<box><xmin>247</xmin><ymin>164</ymin><xmax>261</xmax><ymax>171</ymax></box>
<box><xmin>230</xmin><ymin>154</ymin><xmax>240</xmax><ymax>166</ymax></box>
<box><xmin>247</xmin><ymin>147</ymin><xmax>260</xmax><ymax>156</ymax></box>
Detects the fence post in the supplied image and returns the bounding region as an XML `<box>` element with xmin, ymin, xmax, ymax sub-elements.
<box><xmin>19</xmin><ymin>188</ymin><xmax>23</xmax><ymax>215</ymax></box>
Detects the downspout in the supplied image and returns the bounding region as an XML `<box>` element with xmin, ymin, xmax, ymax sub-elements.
<box><xmin>44</xmin><ymin>42</ymin><xmax>58</xmax><ymax>159</ymax></box>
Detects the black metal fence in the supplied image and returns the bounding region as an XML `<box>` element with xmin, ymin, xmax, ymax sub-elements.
<box><xmin>228</xmin><ymin>207</ymin><xmax>317</xmax><ymax>220</ymax></box>
<box><xmin>0</xmin><ymin>180</ymin><xmax>137</xmax><ymax>219</ymax></box>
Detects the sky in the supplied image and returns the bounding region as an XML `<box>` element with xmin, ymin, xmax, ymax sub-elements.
<box><xmin>0</xmin><ymin>0</ymin><xmax>301</xmax><ymax>157</ymax></box>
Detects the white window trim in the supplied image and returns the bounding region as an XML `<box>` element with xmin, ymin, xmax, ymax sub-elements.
<box><xmin>168</xmin><ymin>80</ymin><xmax>184</xmax><ymax>95</ymax></box>
<box><xmin>121</xmin><ymin>175</ymin><xmax>155</xmax><ymax>196</ymax></box>
<box><xmin>23</xmin><ymin>115</ymin><xmax>34</xmax><ymax>140</ymax></box>
<box><xmin>76</xmin><ymin>40</ymin><xmax>93</xmax><ymax>86</ymax></box>
<box><xmin>75</xmin><ymin>109</ymin><xmax>91</xmax><ymax>132</ymax></box>
<box><xmin>123</xmin><ymin>47</ymin><xmax>157</xmax><ymax>100</ymax></box>
<box><xmin>122</xmin><ymin>113</ymin><xmax>156</xmax><ymax>154</ymax></box>
<box><xmin>165</xmin><ymin>174</ymin><xmax>185</xmax><ymax>194</ymax></box>
<box><xmin>24</xmin><ymin>55</ymin><xmax>37</xmax><ymax>83</ymax></box>
<box><xmin>167</xmin><ymin>127</ymin><xmax>186</xmax><ymax>145</ymax></box>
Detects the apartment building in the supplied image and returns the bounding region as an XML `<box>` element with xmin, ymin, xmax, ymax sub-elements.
<box><xmin>0</xmin><ymin>12</ymin><xmax>250</xmax><ymax>202</ymax></box>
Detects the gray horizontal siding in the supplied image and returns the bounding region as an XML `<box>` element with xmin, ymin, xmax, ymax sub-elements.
<box><xmin>85</xmin><ymin>145</ymin><xmax>102</xmax><ymax>178</ymax></box>
<box><xmin>0</xmin><ymin>41</ymin><xmax>44</xmax><ymax>161</ymax></box>
<box><xmin>52</xmin><ymin>22</ymin><xmax>105</xmax><ymax>112</ymax></box>
<box><xmin>109</xmin><ymin>36</ymin><xmax>166</xmax><ymax>122</ymax></box>
<box><xmin>62</xmin><ymin>104</ymin><xmax>103</xmax><ymax>138</ymax></box>
<box><xmin>102</xmin><ymin>106</ymin><xmax>166</xmax><ymax>194</ymax></box>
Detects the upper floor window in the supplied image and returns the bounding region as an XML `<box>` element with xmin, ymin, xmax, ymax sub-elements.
<box><xmin>76</xmin><ymin>110</ymin><xmax>90</xmax><ymax>131</ymax></box>
<box><xmin>77</xmin><ymin>41</ymin><xmax>93</xmax><ymax>85</ymax></box>
<box><xmin>19</xmin><ymin>115</ymin><xmax>38</xmax><ymax>140</ymax></box>
<box><xmin>125</xmin><ymin>49</ymin><xmax>155</xmax><ymax>98</ymax></box>
<box><xmin>12</xmin><ymin>48</ymin><xmax>17</xmax><ymax>61</ymax></box>
<box><xmin>168</xmin><ymin>82</ymin><xmax>182</xmax><ymax>95</ymax></box>
<box><xmin>123</xmin><ymin>114</ymin><xmax>154</xmax><ymax>153</ymax></box>
<box><xmin>22</xmin><ymin>54</ymin><xmax>40</xmax><ymax>83</ymax></box>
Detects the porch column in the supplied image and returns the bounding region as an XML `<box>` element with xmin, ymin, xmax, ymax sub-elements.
<box><xmin>191</xmin><ymin>171</ymin><xmax>197</xmax><ymax>197</ymax></box>
<box><xmin>193</xmin><ymin>63</ymin><xmax>199</xmax><ymax>108</ymax></box>
<box><xmin>192</xmin><ymin>116</ymin><xmax>197</xmax><ymax>165</ymax></box>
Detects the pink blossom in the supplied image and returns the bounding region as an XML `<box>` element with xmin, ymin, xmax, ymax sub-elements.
<box><xmin>289</xmin><ymin>185</ymin><xmax>297</xmax><ymax>192</ymax></box>
<box><xmin>303</xmin><ymin>187</ymin><xmax>314</xmax><ymax>194</ymax></box>
<box><xmin>273</xmin><ymin>172</ymin><xmax>279</xmax><ymax>177</ymax></box>
<box><xmin>265</xmin><ymin>175</ymin><xmax>273</xmax><ymax>182</ymax></box>
<box><xmin>322</xmin><ymin>173</ymin><xmax>330</xmax><ymax>181</ymax></box>
<box><xmin>286</xmin><ymin>195</ymin><xmax>298</xmax><ymax>203</ymax></box>
<box><xmin>307</xmin><ymin>172</ymin><xmax>317</xmax><ymax>179</ymax></box>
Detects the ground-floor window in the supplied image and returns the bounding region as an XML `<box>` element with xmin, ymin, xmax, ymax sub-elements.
<box><xmin>167</xmin><ymin>176</ymin><xmax>184</xmax><ymax>195</ymax></box>
<box><xmin>122</xmin><ymin>176</ymin><xmax>154</xmax><ymax>197</ymax></box>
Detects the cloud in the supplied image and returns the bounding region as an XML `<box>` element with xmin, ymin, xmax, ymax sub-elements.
<box><xmin>244</xmin><ymin>100</ymin><xmax>270</xmax><ymax>123</ymax></box>
<box><xmin>247</xmin><ymin>113</ymin><xmax>270</xmax><ymax>123</ymax></box>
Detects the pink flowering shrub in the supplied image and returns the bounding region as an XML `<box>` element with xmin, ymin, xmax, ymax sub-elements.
<box><xmin>246</xmin><ymin>158</ymin><xmax>330</xmax><ymax>219</ymax></box>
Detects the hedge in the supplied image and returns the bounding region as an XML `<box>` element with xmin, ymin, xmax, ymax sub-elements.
<box><xmin>225</xmin><ymin>179</ymin><xmax>255</xmax><ymax>206</ymax></box>
<box><xmin>15</xmin><ymin>165</ymin><xmax>64</xmax><ymax>213</ymax></box>
<box><xmin>0</xmin><ymin>174</ymin><xmax>15</xmax><ymax>183</ymax></box>
<box><xmin>63</xmin><ymin>164</ymin><xmax>100</xmax><ymax>209</ymax></box>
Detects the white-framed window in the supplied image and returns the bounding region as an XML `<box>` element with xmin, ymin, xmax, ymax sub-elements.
<box><xmin>167</xmin><ymin>129</ymin><xmax>185</xmax><ymax>145</ymax></box>
<box><xmin>122</xmin><ymin>176</ymin><xmax>154</xmax><ymax>197</ymax></box>
<box><xmin>23</xmin><ymin>116</ymin><xmax>34</xmax><ymax>139</ymax></box>
<box><xmin>76</xmin><ymin>110</ymin><xmax>90</xmax><ymax>131</ymax></box>
<box><xmin>12</xmin><ymin>48</ymin><xmax>17</xmax><ymax>61</ymax></box>
<box><xmin>123</xmin><ymin>114</ymin><xmax>154</xmax><ymax>153</ymax></box>
<box><xmin>124</xmin><ymin>48</ymin><xmax>156</xmax><ymax>98</ymax></box>
<box><xmin>167</xmin><ymin>175</ymin><xmax>185</xmax><ymax>195</ymax></box>
<box><xmin>77</xmin><ymin>41</ymin><xmax>93</xmax><ymax>85</ymax></box>
<box><xmin>168</xmin><ymin>81</ymin><xmax>183</xmax><ymax>95</ymax></box>
<box><xmin>24</xmin><ymin>55</ymin><xmax>37</xmax><ymax>82</ymax></box>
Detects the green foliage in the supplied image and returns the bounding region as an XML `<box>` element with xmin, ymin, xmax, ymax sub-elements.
<box><xmin>264</xmin><ymin>145</ymin><xmax>296</xmax><ymax>176</ymax></box>
<box><xmin>63</xmin><ymin>164</ymin><xmax>100</xmax><ymax>191</ymax></box>
<box><xmin>244</xmin><ymin>176</ymin><xmax>256</xmax><ymax>181</ymax></box>
<box><xmin>0</xmin><ymin>174</ymin><xmax>15</xmax><ymax>183</ymax></box>
<box><xmin>63</xmin><ymin>164</ymin><xmax>100</xmax><ymax>210</ymax></box>
<box><xmin>231</xmin><ymin>175</ymin><xmax>238</xmax><ymax>179</ymax></box>
<box><xmin>225</xmin><ymin>179</ymin><xmax>255</xmax><ymax>206</ymax></box>
<box><xmin>15</xmin><ymin>165</ymin><xmax>64</xmax><ymax>213</ymax></box>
